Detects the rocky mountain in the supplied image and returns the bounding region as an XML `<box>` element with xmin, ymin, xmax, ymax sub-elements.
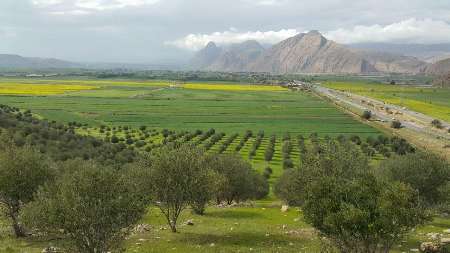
<box><xmin>208</xmin><ymin>40</ymin><xmax>265</xmax><ymax>72</ymax></box>
<box><xmin>189</xmin><ymin>40</ymin><xmax>264</xmax><ymax>72</ymax></box>
<box><xmin>189</xmin><ymin>42</ymin><xmax>223</xmax><ymax>70</ymax></box>
<box><xmin>190</xmin><ymin>31</ymin><xmax>428</xmax><ymax>74</ymax></box>
<box><xmin>426</xmin><ymin>58</ymin><xmax>450</xmax><ymax>75</ymax></box>
<box><xmin>247</xmin><ymin>31</ymin><xmax>377</xmax><ymax>74</ymax></box>
<box><xmin>0</xmin><ymin>54</ymin><xmax>80</xmax><ymax>69</ymax></box>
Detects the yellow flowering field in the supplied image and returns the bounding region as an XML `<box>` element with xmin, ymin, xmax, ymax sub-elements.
<box><xmin>0</xmin><ymin>84</ymin><xmax>98</xmax><ymax>95</ymax></box>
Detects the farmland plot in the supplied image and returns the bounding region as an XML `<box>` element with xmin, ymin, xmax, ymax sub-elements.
<box><xmin>0</xmin><ymin>79</ymin><xmax>379</xmax><ymax>136</ymax></box>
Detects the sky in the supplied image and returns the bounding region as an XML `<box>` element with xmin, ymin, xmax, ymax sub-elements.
<box><xmin>1</xmin><ymin>0</ymin><xmax>450</xmax><ymax>63</ymax></box>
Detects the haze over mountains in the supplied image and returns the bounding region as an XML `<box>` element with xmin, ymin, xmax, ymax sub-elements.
<box><xmin>348</xmin><ymin>43</ymin><xmax>450</xmax><ymax>63</ymax></box>
<box><xmin>190</xmin><ymin>31</ymin><xmax>442</xmax><ymax>74</ymax></box>
<box><xmin>0</xmin><ymin>54</ymin><xmax>181</xmax><ymax>71</ymax></box>
<box><xmin>1</xmin><ymin>30</ymin><xmax>450</xmax><ymax>75</ymax></box>
<box><xmin>0</xmin><ymin>54</ymin><xmax>81</xmax><ymax>69</ymax></box>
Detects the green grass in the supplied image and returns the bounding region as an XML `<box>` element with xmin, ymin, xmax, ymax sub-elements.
<box><xmin>1</xmin><ymin>202</ymin><xmax>449</xmax><ymax>253</ymax></box>
<box><xmin>0</xmin><ymin>78</ymin><xmax>379</xmax><ymax>136</ymax></box>
<box><xmin>323</xmin><ymin>81</ymin><xmax>450</xmax><ymax>122</ymax></box>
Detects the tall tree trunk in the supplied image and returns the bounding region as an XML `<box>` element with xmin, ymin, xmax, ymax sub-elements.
<box><xmin>170</xmin><ymin>221</ymin><xmax>177</xmax><ymax>233</ymax></box>
<box><xmin>9</xmin><ymin>205</ymin><xmax>26</xmax><ymax>238</ymax></box>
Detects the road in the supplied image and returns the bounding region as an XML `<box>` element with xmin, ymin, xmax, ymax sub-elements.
<box><xmin>313</xmin><ymin>85</ymin><xmax>450</xmax><ymax>142</ymax></box>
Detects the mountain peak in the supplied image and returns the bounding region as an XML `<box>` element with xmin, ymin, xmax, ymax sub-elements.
<box><xmin>307</xmin><ymin>30</ymin><xmax>322</xmax><ymax>35</ymax></box>
<box><xmin>205</xmin><ymin>41</ymin><xmax>217</xmax><ymax>49</ymax></box>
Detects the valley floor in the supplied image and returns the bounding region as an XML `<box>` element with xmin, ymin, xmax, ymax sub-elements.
<box><xmin>0</xmin><ymin>79</ymin><xmax>449</xmax><ymax>252</ymax></box>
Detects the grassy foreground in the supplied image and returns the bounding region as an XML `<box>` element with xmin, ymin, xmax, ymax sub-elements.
<box><xmin>1</xmin><ymin>201</ymin><xmax>449</xmax><ymax>253</ymax></box>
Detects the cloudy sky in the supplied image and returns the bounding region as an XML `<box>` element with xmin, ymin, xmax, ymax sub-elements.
<box><xmin>2</xmin><ymin>0</ymin><xmax>450</xmax><ymax>63</ymax></box>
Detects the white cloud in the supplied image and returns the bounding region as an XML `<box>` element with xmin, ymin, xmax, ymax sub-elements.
<box><xmin>50</xmin><ymin>9</ymin><xmax>90</xmax><ymax>15</ymax></box>
<box><xmin>251</xmin><ymin>0</ymin><xmax>284</xmax><ymax>6</ymax></box>
<box><xmin>168</xmin><ymin>19</ymin><xmax>450</xmax><ymax>51</ymax></box>
<box><xmin>325</xmin><ymin>18</ymin><xmax>450</xmax><ymax>44</ymax></box>
<box><xmin>75</xmin><ymin>0</ymin><xmax>160</xmax><ymax>11</ymax></box>
<box><xmin>166</xmin><ymin>28</ymin><xmax>301</xmax><ymax>50</ymax></box>
<box><xmin>32</xmin><ymin>0</ymin><xmax>64</xmax><ymax>6</ymax></box>
<box><xmin>31</xmin><ymin>0</ymin><xmax>160</xmax><ymax>13</ymax></box>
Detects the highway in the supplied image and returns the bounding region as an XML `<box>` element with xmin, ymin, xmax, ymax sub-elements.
<box><xmin>313</xmin><ymin>85</ymin><xmax>450</xmax><ymax>142</ymax></box>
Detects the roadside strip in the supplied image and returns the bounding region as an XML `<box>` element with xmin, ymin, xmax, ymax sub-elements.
<box><xmin>312</xmin><ymin>84</ymin><xmax>450</xmax><ymax>160</ymax></box>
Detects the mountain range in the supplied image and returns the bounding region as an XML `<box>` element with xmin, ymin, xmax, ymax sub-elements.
<box><xmin>0</xmin><ymin>54</ymin><xmax>181</xmax><ymax>71</ymax></box>
<box><xmin>0</xmin><ymin>54</ymin><xmax>81</xmax><ymax>69</ymax></box>
<box><xmin>190</xmin><ymin>31</ymin><xmax>448</xmax><ymax>75</ymax></box>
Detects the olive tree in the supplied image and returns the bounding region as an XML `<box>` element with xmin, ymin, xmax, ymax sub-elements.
<box><xmin>210</xmin><ymin>154</ymin><xmax>268</xmax><ymax>204</ymax></box>
<box><xmin>0</xmin><ymin>139</ymin><xmax>52</xmax><ymax>237</ymax></box>
<box><xmin>23</xmin><ymin>160</ymin><xmax>149</xmax><ymax>253</ymax></box>
<box><xmin>304</xmin><ymin>172</ymin><xmax>427</xmax><ymax>253</ymax></box>
<box><xmin>146</xmin><ymin>144</ymin><xmax>213</xmax><ymax>232</ymax></box>
<box><xmin>277</xmin><ymin>141</ymin><xmax>429</xmax><ymax>252</ymax></box>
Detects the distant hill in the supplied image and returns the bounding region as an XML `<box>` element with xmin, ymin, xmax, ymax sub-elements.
<box><xmin>190</xmin><ymin>31</ymin><xmax>428</xmax><ymax>74</ymax></box>
<box><xmin>0</xmin><ymin>54</ymin><xmax>80</xmax><ymax>69</ymax></box>
<box><xmin>348</xmin><ymin>43</ymin><xmax>450</xmax><ymax>63</ymax></box>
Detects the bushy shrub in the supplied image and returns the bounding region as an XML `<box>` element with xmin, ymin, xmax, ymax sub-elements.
<box><xmin>361</xmin><ymin>110</ymin><xmax>372</xmax><ymax>120</ymax></box>
<box><xmin>23</xmin><ymin>160</ymin><xmax>148</xmax><ymax>252</ymax></box>
<box><xmin>0</xmin><ymin>138</ymin><xmax>53</xmax><ymax>237</ymax></box>
<box><xmin>381</xmin><ymin>151</ymin><xmax>450</xmax><ymax>206</ymax></box>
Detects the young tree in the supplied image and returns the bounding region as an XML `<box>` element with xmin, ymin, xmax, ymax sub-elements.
<box><xmin>264</xmin><ymin>135</ymin><xmax>276</xmax><ymax>161</ymax></box>
<box><xmin>274</xmin><ymin>168</ymin><xmax>305</xmax><ymax>206</ymax></box>
<box><xmin>0</xmin><ymin>139</ymin><xmax>52</xmax><ymax>237</ymax></box>
<box><xmin>210</xmin><ymin>154</ymin><xmax>267</xmax><ymax>204</ymax></box>
<box><xmin>23</xmin><ymin>160</ymin><xmax>148</xmax><ymax>253</ymax></box>
<box><xmin>146</xmin><ymin>144</ymin><xmax>212</xmax><ymax>232</ymax></box>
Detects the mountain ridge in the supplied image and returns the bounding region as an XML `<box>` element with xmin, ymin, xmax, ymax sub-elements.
<box><xmin>190</xmin><ymin>31</ymin><xmax>429</xmax><ymax>74</ymax></box>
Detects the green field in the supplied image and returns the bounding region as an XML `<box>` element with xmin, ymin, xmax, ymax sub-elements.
<box><xmin>0</xmin><ymin>79</ymin><xmax>379</xmax><ymax>136</ymax></box>
<box><xmin>323</xmin><ymin>81</ymin><xmax>450</xmax><ymax>122</ymax></box>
